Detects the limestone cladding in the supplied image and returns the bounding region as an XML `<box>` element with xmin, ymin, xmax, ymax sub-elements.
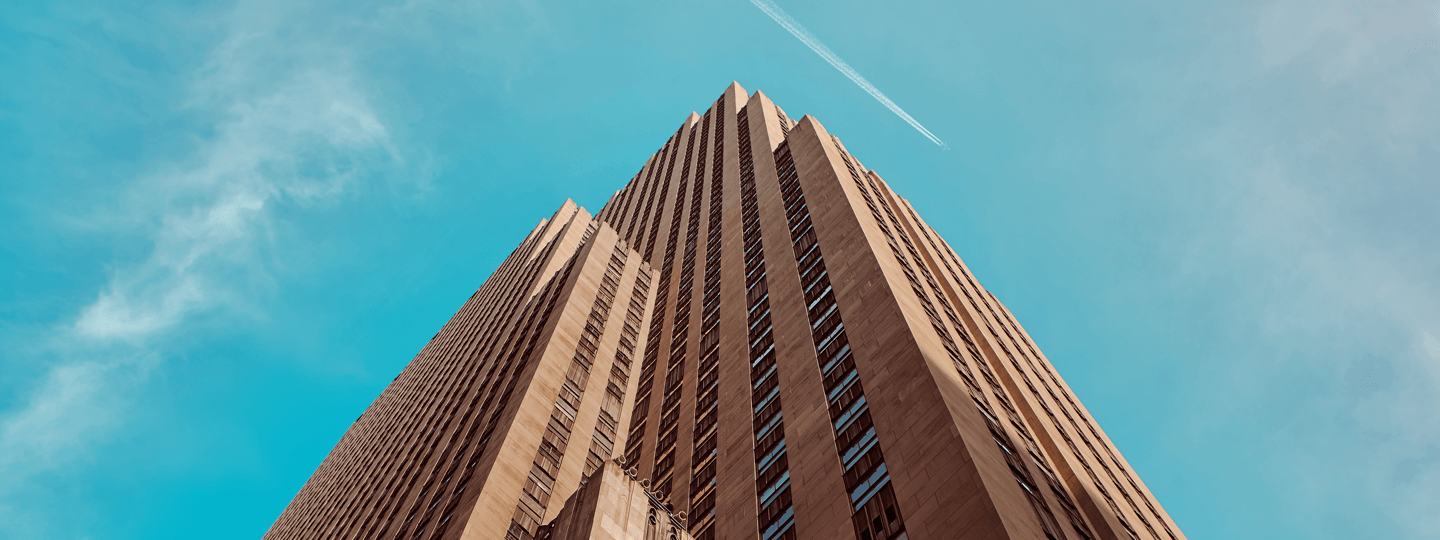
<box><xmin>264</xmin><ymin>83</ymin><xmax>1187</xmax><ymax>540</ymax></box>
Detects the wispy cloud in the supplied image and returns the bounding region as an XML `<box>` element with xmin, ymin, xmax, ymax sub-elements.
<box><xmin>1</xmin><ymin>355</ymin><xmax>156</xmax><ymax>468</ymax></box>
<box><xmin>0</xmin><ymin>0</ymin><xmax>415</xmax><ymax>511</ymax></box>
<box><xmin>748</xmin><ymin>0</ymin><xmax>947</xmax><ymax>148</ymax></box>
<box><xmin>73</xmin><ymin>68</ymin><xmax>399</xmax><ymax>342</ymax></box>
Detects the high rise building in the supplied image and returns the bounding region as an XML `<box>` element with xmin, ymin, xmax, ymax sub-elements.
<box><xmin>264</xmin><ymin>83</ymin><xmax>1186</xmax><ymax>540</ymax></box>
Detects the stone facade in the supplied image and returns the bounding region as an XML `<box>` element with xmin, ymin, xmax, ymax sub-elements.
<box><xmin>541</xmin><ymin>461</ymin><xmax>694</xmax><ymax>540</ymax></box>
<box><xmin>264</xmin><ymin>84</ymin><xmax>1186</xmax><ymax>540</ymax></box>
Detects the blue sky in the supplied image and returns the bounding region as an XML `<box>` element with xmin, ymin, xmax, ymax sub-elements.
<box><xmin>2</xmin><ymin>0</ymin><xmax>1436</xmax><ymax>538</ymax></box>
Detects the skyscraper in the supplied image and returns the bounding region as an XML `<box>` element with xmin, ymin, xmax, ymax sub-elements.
<box><xmin>264</xmin><ymin>83</ymin><xmax>1186</xmax><ymax>540</ymax></box>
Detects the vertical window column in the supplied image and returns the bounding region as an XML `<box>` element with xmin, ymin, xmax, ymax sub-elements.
<box><xmin>771</xmin><ymin>141</ymin><xmax>904</xmax><ymax>540</ymax></box>
<box><xmin>655</xmin><ymin>116</ymin><xmax>708</xmax><ymax>498</ymax></box>
<box><xmin>645</xmin><ymin>126</ymin><xmax>686</xmax><ymax>261</ymax></box>
<box><xmin>741</xmin><ymin>107</ymin><xmax>795</xmax><ymax>540</ymax></box>
<box><xmin>835</xmin><ymin>146</ymin><xmax>1072</xmax><ymax>540</ymax></box>
<box><xmin>688</xmin><ymin>97</ymin><xmax>725</xmax><ymax>540</ymax></box>
<box><xmin>624</xmin><ymin>123</ymin><xmax>692</xmax><ymax>470</ymax></box>
<box><xmin>627</xmin><ymin>145</ymin><xmax>666</xmax><ymax>244</ymax></box>
<box><xmin>584</xmin><ymin>257</ymin><xmax>652</xmax><ymax>476</ymax></box>
<box><xmin>504</xmin><ymin>245</ymin><xmax>625</xmax><ymax>540</ymax></box>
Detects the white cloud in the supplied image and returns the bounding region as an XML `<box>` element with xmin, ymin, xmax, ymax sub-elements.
<box><xmin>0</xmin><ymin>0</ymin><xmax>415</xmax><ymax>495</ymax></box>
<box><xmin>1</xmin><ymin>357</ymin><xmax>155</xmax><ymax>472</ymax></box>
<box><xmin>73</xmin><ymin>68</ymin><xmax>397</xmax><ymax>342</ymax></box>
<box><xmin>0</xmin><ymin>8</ymin><xmax>563</xmax><ymax>529</ymax></box>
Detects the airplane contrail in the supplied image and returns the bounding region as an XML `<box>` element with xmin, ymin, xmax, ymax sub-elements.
<box><xmin>749</xmin><ymin>0</ymin><xmax>947</xmax><ymax>149</ymax></box>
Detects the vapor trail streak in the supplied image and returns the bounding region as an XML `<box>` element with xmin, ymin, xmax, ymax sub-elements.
<box><xmin>749</xmin><ymin>0</ymin><xmax>946</xmax><ymax>148</ymax></box>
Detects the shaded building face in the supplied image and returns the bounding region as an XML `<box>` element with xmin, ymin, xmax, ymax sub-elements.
<box><xmin>265</xmin><ymin>84</ymin><xmax>1187</xmax><ymax>540</ymax></box>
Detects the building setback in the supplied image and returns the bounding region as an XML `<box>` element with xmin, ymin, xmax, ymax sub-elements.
<box><xmin>264</xmin><ymin>83</ymin><xmax>1187</xmax><ymax>540</ymax></box>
